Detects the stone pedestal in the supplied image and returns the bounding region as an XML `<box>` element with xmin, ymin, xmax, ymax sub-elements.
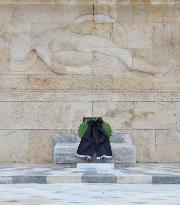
<box><xmin>77</xmin><ymin>163</ymin><xmax>114</xmax><ymax>170</ymax></box>
<box><xmin>53</xmin><ymin>133</ymin><xmax>136</xmax><ymax>167</ymax></box>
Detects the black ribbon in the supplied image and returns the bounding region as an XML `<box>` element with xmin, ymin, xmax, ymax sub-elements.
<box><xmin>87</xmin><ymin>117</ymin><xmax>103</xmax><ymax>128</ymax></box>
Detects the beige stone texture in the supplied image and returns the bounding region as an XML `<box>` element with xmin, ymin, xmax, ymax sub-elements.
<box><xmin>128</xmin><ymin>130</ymin><xmax>156</xmax><ymax>162</ymax></box>
<box><xmin>131</xmin><ymin>130</ymin><xmax>156</xmax><ymax>162</ymax></box>
<box><xmin>47</xmin><ymin>175</ymin><xmax>82</xmax><ymax>183</ymax></box>
<box><xmin>117</xmin><ymin>175</ymin><xmax>152</xmax><ymax>184</ymax></box>
<box><xmin>155</xmin><ymin>130</ymin><xmax>180</xmax><ymax>162</ymax></box>
<box><xmin>0</xmin><ymin>130</ymin><xmax>29</xmax><ymax>163</ymax></box>
<box><xmin>0</xmin><ymin>130</ymin><xmax>53</xmax><ymax>163</ymax></box>
<box><xmin>0</xmin><ymin>102</ymin><xmax>92</xmax><ymax>129</ymax></box>
<box><xmin>0</xmin><ymin>75</ymin><xmax>179</xmax><ymax>91</ymax></box>
<box><xmin>28</xmin><ymin>130</ymin><xmax>53</xmax><ymax>163</ymax></box>
<box><xmin>0</xmin><ymin>75</ymin><xmax>115</xmax><ymax>90</ymax></box>
<box><xmin>93</xmin><ymin>102</ymin><xmax>177</xmax><ymax>129</ymax></box>
<box><xmin>132</xmin><ymin>48</ymin><xmax>175</xmax><ymax>79</ymax></box>
<box><xmin>0</xmin><ymin>91</ymin><xmax>177</xmax><ymax>102</ymax></box>
<box><xmin>0</xmin><ymin>1</ymin><xmax>179</xmax><ymax>163</ymax></box>
<box><xmin>114</xmin><ymin>130</ymin><xmax>156</xmax><ymax>162</ymax></box>
<box><xmin>0</xmin><ymin>5</ymin><xmax>12</xmax><ymax>22</ymax></box>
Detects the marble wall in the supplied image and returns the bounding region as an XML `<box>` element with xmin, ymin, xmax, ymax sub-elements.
<box><xmin>0</xmin><ymin>0</ymin><xmax>179</xmax><ymax>163</ymax></box>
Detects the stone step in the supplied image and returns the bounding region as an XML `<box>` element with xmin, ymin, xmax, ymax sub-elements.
<box><xmin>0</xmin><ymin>164</ymin><xmax>180</xmax><ymax>184</ymax></box>
<box><xmin>54</xmin><ymin>143</ymin><xmax>136</xmax><ymax>166</ymax></box>
<box><xmin>77</xmin><ymin>163</ymin><xmax>114</xmax><ymax>170</ymax></box>
<box><xmin>53</xmin><ymin>133</ymin><xmax>136</xmax><ymax>166</ymax></box>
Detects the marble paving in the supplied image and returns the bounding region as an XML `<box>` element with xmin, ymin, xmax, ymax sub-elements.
<box><xmin>0</xmin><ymin>163</ymin><xmax>180</xmax><ymax>184</ymax></box>
<box><xmin>0</xmin><ymin>184</ymin><xmax>180</xmax><ymax>205</ymax></box>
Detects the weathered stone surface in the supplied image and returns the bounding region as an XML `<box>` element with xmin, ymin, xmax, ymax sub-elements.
<box><xmin>0</xmin><ymin>0</ymin><xmax>179</xmax><ymax>5</ymax></box>
<box><xmin>112</xmin><ymin>76</ymin><xmax>180</xmax><ymax>92</ymax></box>
<box><xmin>152</xmin><ymin>176</ymin><xmax>180</xmax><ymax>184</ymax></box>
<box><xmin>0</xmin><ymin>75</ymin><xmax>114</xmax><ymax>90</ymax></box>
<box><xmin>155</xmin><ymin>130</ymin><xmax>180</xmax><ymax>162</ymax></box>
<box><xmin>28</xmin><ymin>130</ymin><xmax>53</xmax><ymax>163</ymax></box>
<box><xmin>0</xmin><ymin>5</ymin><xmax>12</xmax><ymax>22</ymax></box>
<box><xmin>0</xmin><ymin>91</ymin><xmax>178</xmax><ymax>102</ymax></box>
<box><xmin>1</xmin><ymin>163</ymin><xmax>180</xmax><ymax>184</ymax></box>
<box><xmin>127</xmin><ymin>130</ymin><xmax>156</xmax><ymax>162</ymax></box>
<box><xmin>0</xmin><ymin>102</ymin><xmax>92</xmax><ymax>129</ymax></box>
<box><xmin>0</xmin><ymin>130</ymin><xmax>54</xmax><ymax>163</ymax></box>
<box><xmin>132</xmin><ymin>48</ymin><xmax>175</xmax><ymax>78</ymax></box>
<box><xmin>12</xmin><ymin>176</ymin><xmax>47</xmax><ymax>184</ymax></box>
<box><xmin>82</xmin><ymin>174</ymin><xmax>117</xmax><ymax>183</ymax></box>
<box><xmin>77</xmin><ymin>163</ymin><xmax>114</xmax><ymax>170</ymax></box>
<box><xmin>54</xmin><ymin>139</ymin><xmax>136</xmax><ymax>165</ymax></box>
<box><xmin>124</xmin><ymin>23</ymin><xmax>153</xmax><ymax>48</ymax></box>
<box><xmin>0</xmin><ymin>130</ymin><xmax>29</xmax><ymax>163</ymax></box>
<box><xmin>117</xmin><ymin>175</ymin><xmax>152</xmax><ymax>184</ymax></box>
<box><xmin>54</xmin><ymin>133</ymin><xmax>133</xmax><ymax>144</ymax></box>
<box><xmin>0</xmin><ymin>177</ymin><xmax>12</xmax><ymax>184</ymax></box>
<box><xmin>93</xmin><ymin>102</ymin><xmax>177</xmax><ymax>129</ymax></box>
<box><xmin>0</xmin><ymin>1</ymin><xmax>179</xmax><ymax>163</ymax></box>
<box><xmin>47</xmin><ymin>175</ymin><xmax>82</xmax><ymax>183</ymax></box>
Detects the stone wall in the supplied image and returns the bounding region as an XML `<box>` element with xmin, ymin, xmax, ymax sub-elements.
<box><xmin>0</xmin><ymin>0</ymin><xmax>179</xmax><ymax>163</ymax></box>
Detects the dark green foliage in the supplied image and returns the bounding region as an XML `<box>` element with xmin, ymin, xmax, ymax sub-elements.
<box><xmin>78</xmin><ymin>119</ymin><xmax>112</xmax><ymax>139</ymax></box>
<box><xmin>102</xmin><ymin>121</ymin><xmax>112</xmax><ymax>138</ymax></box>
<box><xmin>78</xmin><ymin>120</ymin><xmax>88</xmax><ymax>138</ymax></box>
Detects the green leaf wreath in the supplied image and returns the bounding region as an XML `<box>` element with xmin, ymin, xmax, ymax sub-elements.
<box><xmin>78</xmin><ymin>119</ymin><xmax>89</xmax><ymax>139</ymax></box>
<box><xmin>78</xmin><ymin>119</ymin><xmax>112</xmax><ymax>139</ymax></box>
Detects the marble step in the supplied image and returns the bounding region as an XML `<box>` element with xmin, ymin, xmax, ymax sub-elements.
<box><xmin>0</xmin><ymin>164</ymin><xmax>180</xmax><ymax>184</ymax></box>
<box><xmin>54</xmin><ymin>143</ymin><xmax>136</xmax><ymax>166</ymax></box>
<box><xmin>77</xmin><ymin>163</ymin><xmax>114</xmax><ymax>170</ymax></box>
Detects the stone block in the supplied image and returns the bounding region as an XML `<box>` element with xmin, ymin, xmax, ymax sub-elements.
<box><xmin>152</xmin><ymin>176</ymin><xmax>180</xmax><ymax>184</ymax></box>
<box><xmin>155</xmin><ymin>130</ymin><xmax>180</xmax><ymax>162</ymax></box>
<box><xmin>0</xmin><ymin>91</ymin><xmax>177</xmax><ymax>102</ymax></box>
<box><xmin>133</xmin><ymin>5</ymin><xmax>162</xmax><ymax>23</ymax></box>
<box><xmin>93</xmin><ymin>102</ymin><xmax>177</xmax><ymax>129</ymax></box>
<box><xmin>161</xmin><ymin>5</ymin><xmax>177</xmax><ymax>23</ymax></box>
<box><xmin>117</xmin><ymin>175</ymin><xmax>152</xmax><ymax>184</ymax></box>
<box><xmin>132</xmin><ymin>48</ymin><xmax>175</xmax><ymax>78</ymax></box>
<box><xmin>77</xmin><ymin>163</ymin><xmax>114</xmax><ymax>170</ymax></box>
<box><xmin>82</xmin><ymin>174</ymin><xmax>117</xmax><ymax>183</ymax></box>
<box><xmin>12</xmin><ymin>4</ymin><xmax>92</xmax><ymax>25</ymax></box>
<box><xmin>0</xmin><ymin>102</ymin><xmax>92</xmax><ymax>129</ymax></box>
<box><xmin>94</xmin><ymin>4</ymin><xmax>134</xmax><ymax>23</ymax></box>
<box><xmin>112</xmin><ymin>76</ymin><xmax>180</xmax><ymax>92</ymax></box>
<box><xmin>124</xmin><ymin>23</ymin><xmax>153</xmax><ymax>48</ymax></box>
<box><xmin>0</xmin><ymin>130</ymin><xmax>29</xmax><ymax>163</ymax></box>
<box><xmin>47</xmin><ymin>175</ymin><xmax>82</xmax><ymax>183</ymax></box>
<box><xmin>0</xmin><ymin>75</ymin><xmax>114</xmax><ymax>91</ymax></box>
<box><xmin>0</xmin><ymin>130</ymin><xmax>54</xmax><ymax>163</ymax></box>
<box><xmin>28</xmin><ymin>130</ymin><xmax>53</xmax><ymax>163</ymax></box>
<box><xmin>53</xmin><ymin>133</ymin><xmax>136</xmax><ymax>165</ymax></box>
<box><xmin>130</xmin><ymin>130</ymin><xmax>156</xmax><ymax>162</ymax></box>
<box><xmin>0</xmin><ymin>177</ymin><xmax>12</xmax><ymax>184</ymax></box>
<box><xmin>54</xmin><ymin>143</ymin><xmax>136</xmax><ymax>166</ymax></box>
<box><xmin>12</xmin><ymin>176</ymin><xmax>47</xmax><ymax>184</ymax></box>
<box><xmin>0</xmin><ymin>5</ymin><xmax>12</xmax><ymax>22</ymax></box>
<box><xmin>0</xmin><ymin>74</ymin><xmax>179</xmax><ymax>92</ymax></box>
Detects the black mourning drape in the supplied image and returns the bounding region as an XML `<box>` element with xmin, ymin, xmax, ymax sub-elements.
<box><xmin>77</xmin><ymin>117</ymin><xmax>112</xmax><ymax>159</ymax></box>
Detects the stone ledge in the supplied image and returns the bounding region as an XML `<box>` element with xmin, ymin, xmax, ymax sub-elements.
<box><xmin>0</xmin><ymin>0</ymin><xmax>178</xmax><ymax>5</ymax></box>
<box><xmin>53</xmin><ymin>133</ymin><xmax>136</xmax><ymax>165</ymax></box>
<box><xmin>54</xmin><ymin>143</ymin><xmax>136</xmax><ymax>164</ymax></box>
<box><xmin>0</xmin><ymin>164</ymin><xmax>180</xmax><ymax>184</ymax></box>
